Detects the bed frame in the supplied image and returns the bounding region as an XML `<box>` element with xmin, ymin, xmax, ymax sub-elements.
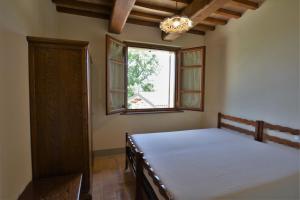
<box><xmin>261</xmin><ymin>121</ymin><xmax>300</xmax><ymax>149</ymax></box>
<box><xmin>217</xmin><ymin>113</ymin><xmax>262</xmax><ymax>141</ymax></box>
<box><xmin>126</xmin><ymin>134</ymin><xmax>172</xmax><ymax>200</ymax></box>
<box><xmin>125</xmin><ymin>112</ymin><xmax>299</xmax><ymax>200</ymax></box>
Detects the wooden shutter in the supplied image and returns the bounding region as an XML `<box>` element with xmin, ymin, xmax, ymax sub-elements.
<box><xmin>106</xmin><ymin>35</ymin><xmax>127</xmax><ymax>114</ymax></box>
<box><xmin>177</xmin><ymin>47</ymin><xmax>205</xmax><ymax>111</ymax></box>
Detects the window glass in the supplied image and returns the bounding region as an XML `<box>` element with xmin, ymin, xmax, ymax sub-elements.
<box><xmin>127</xmin><ymin>47</ymin><xmax>176</xmax><ymax>109</ymax></box>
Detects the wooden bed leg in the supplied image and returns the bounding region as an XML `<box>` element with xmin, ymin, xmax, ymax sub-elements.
<box><xmin>217</xmin><ymin>112</ymin><xmax>222</xmax><ymax>128</ymax></box>
<box><xmin>125</xmin><ymin>132</ymin><xmax>129</xmax><ymax>170</ymax></box>
<box><xmin>125</xmin><ymin>147</ymin><xmax>130</xmax><ymax>170</ymax></box>
<box><xmin>135</xmin><ymin>151</ymin><xmax>144</xmax><ymax>200</ymax></box>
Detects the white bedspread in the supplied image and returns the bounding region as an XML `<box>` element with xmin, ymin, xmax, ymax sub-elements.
<box><xmin>132</xmin><ymin>128</ymin><xmax>300</xmax><ymax>200</ymax></box>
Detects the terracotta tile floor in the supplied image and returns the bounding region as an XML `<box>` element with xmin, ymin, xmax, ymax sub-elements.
<box><xmin>92</xmin><ymin>154</ymin><xmax>135</xmax><ymax>200</ymax></box>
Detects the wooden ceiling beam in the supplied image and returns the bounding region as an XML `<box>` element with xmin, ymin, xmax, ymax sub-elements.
<box><xmin>57</xmin><ymin>6</ymin><xmax>158</xmax><ymax>29</ymax></box>
<box><xmin>188</xmin><ymin>29</ymin><xmax>206</xmax><ymax>35</ymax></box>
<box><xmin>109</xmin><ymin>0</ymin><xmax>136</xmax><ymax>34</ymax></box>
<box><xmin>79</xmin><ymin>0</ymin><xmax>112</xmax><ymax>6</ymax></box>
<box><xmin>183</xmin><ymin>0</ymin><xmax>232</xmax><ymax>22</ymax></box>
<box><xmin>204</xmin><ymin>17</ymin><xmax>227</xmax><ymax>25</ymax></box>
<box><xmin>229</xmin><ymin>0</ymin><xmax>259</xmax><ymax>10</ymax></box>
<box><xmin>56</xmin><ymin>6</ymin><xmax>110</xmax><ymax>20</ymax></box>
<box><xmin>56</xmin><ymin>6</ymin><xmax>204</xmax><ymax>36</ymax></box>
<box><xmin>170</xmin><ymin>0</ymin><xmax>193</xmax><ymax>5</ymax></box>
<box><xmin>196</xmin><ymin>24</ymin><xmax>215</xmax><ymax>31</ymax></box>
<box><xmin>127</xmin><ymin>18</ymin><xmax>159</xmax><ymax>28</ymax></box>
<box><xmin>53</xmin><ymin>0</ymin><xmax>110</xmax><ymax>13</ymax></box>
<box><xmin>130</xmin><ymin>11</ymin><xmax>164</xmax><ymax>21</ymax></box>
<box><xmin>215</xmin><ymin>8</ymin><xmax>242</xmax><ymax>19</ymax></box>
<box><xmin>134</xmin><ymin>2</ymin><xmax>179</xmax><ymax>14</ymax></box>
<box><xmin>163</xmin><ymin>0</ymin><xmax>231</xmax><ymax>41</ymax></box>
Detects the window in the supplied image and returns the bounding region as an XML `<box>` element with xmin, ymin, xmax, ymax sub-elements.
<box><xmin>106</xmin><ymin>35</ymin><xmax>205</xmax><ymax>114</ymax></box>
<box><xmin>127</xmin><ymin>47</ymin><xmax>176</xmax><ymax>110</ymax></box>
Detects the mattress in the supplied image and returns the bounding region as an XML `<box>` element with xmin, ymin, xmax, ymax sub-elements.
<box><xmin>131</xmin><ymin>128</ymin><xmax>300</xmax><ymax>200</ymax></box>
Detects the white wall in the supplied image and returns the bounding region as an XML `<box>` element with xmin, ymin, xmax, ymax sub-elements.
<box><xmin>205</xmin><ymin>0</ymin><xmax>300</xmax><ymax>129</ymax></box>
<box><xmin>55</xmin><ymin>14</ymin><xmax>206</xmax><ymax>150</ymax></box>
<box><xmin>0</xmin><ymin>0</ymin><xmax>58</xmax><ymax>199</ymax></box>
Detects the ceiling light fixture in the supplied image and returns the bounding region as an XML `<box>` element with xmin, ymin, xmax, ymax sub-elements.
<box><xmin>160</xmin><ymin>1</ymin><xmax>193</xmax><ymax>34</ymax></box>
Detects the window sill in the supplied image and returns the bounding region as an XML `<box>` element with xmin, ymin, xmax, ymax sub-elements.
<box><xmin>120</xmin><ymin>109</ymin><xmax>184</xmax><ymax>115</ymax></box>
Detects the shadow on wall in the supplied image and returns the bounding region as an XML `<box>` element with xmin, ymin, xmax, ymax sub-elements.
<box><xmin>0</xmin><ymin>30</ymin><xmax>32</xmax><ymax>200</ymax></box>
<box><xmin>218</xmin><ymin>36</ymin><xmax>229</xmax><ymax>112</ymax></box>
<box><xmin>203</xmin><ymin>34</ymin><xmax>229</xmax><ymax>127</ymax></box>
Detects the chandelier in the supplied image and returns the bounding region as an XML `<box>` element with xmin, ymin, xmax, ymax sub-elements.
<box><xmin>160</xmin><ymin>1</ymin><xmax>193</xmax><ymax>34</ymax></box>
<box><xmin>160</xmin><ymin>16</ymin><xmax>193</xmax><ymax>33</ymax></box>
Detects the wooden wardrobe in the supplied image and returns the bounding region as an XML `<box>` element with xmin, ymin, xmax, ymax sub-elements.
<box><xmin>27</xmin><ymin>37</ymin><xmax>93</xmax><ymax>199</ymax></box>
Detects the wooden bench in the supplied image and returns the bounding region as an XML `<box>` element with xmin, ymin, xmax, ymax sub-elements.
<box><xmin>18</xmin><ymin>174</ymin><xmax>82</xmax><ymax>200</ymax></box>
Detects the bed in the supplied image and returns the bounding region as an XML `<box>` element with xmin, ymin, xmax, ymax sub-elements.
<box><xmin>125</xmin><ymin>113</ymin><xmax>300</xmax><ymax>200</ymax></box>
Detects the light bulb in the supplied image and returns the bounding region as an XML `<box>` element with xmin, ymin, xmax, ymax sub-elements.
<box><xmin>173</xmin><ymin>20</ymin><xmax>180</xmax><ymax>28</ymax></box>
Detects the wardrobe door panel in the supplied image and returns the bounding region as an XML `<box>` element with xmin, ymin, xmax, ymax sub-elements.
<box><xmin>28</xmin><ymin>37</ymin><xmax>92</xmax><ymax>198</ymax></box>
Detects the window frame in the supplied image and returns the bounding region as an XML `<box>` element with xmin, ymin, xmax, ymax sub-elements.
<box><xmin>124</xmin><ymin>41</ymin><xmax>181</xmax><ymax>113</ymax></box>
<box><xmin>177</xmin><ymin>47</ymin><xmax>206</xmax><ymax>112</ymax></box>
<box><xmin>106</xmin><ymin>35</ymin><xmax>127</xmax><ymax>115</ymax></box>
<box><xmin>105</xmin><ymin>34</ymin><xmax>206</xmax><ymax>115</ymax></box>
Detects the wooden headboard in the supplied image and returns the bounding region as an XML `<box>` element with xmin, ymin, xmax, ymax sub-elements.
<box><xmin>261</xmin><ymin>122</ymin><xmax>300</xmax><ymax>149</ymax></box>
<box><xmin>217</xmin><ymin>113</ymin><xmax>261</xmax><ymax>140</ymax></box>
